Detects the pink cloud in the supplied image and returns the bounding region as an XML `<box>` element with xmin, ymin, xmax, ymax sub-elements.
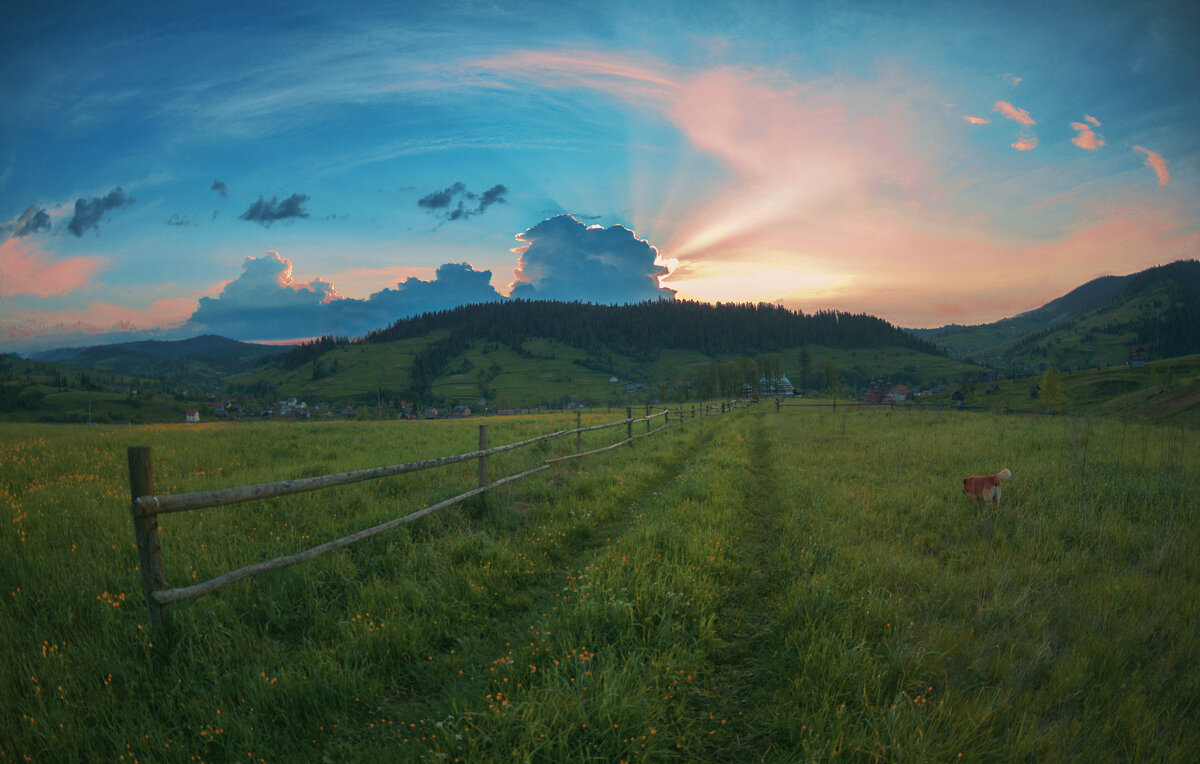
<box><xmin>962</xmin><ymin>115</ymin><xmax>990</xmax><ymax>124</ymax></box>
<box><xmin>1133</xmin><ymin>146</ymin><xmax>1170</xmax><ymax>186</ymax></box>
<box><xmin>459</xmin><ymin>49</ymin><xmax>1197</xmax><ymax>329</ymax></box>
<box><xmin>993</xmin><ymin>101</ymin><xmax>1035</xmax><ymax>126</ymax></box>
<box><xmin>1004</xmin><ymin>73</ymin><xmax>1023</xmax><ymax>87</ymax></box>
<box><xmin>1070</xmin><ymin>121</ymin><xmax>1105</xmax><ymax>150</ymax></box>
<box><xmin>1084</xmin><ymin>114</ymin><xmax>1101</xmax><ymax>126</ymax></box>
<box><xmin>0</xmin><ymin>238</ymin><xmax>105</xmax><ymax>298</ymax></box>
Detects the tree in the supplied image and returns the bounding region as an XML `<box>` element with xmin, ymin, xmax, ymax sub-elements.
<box><xmin>822</xmin><ymin>360</ymin><xmax>843</xmax><ymax>397</ymax></box>
<box><xmin>1041</xmin><ymin>366</ymin><xmax>1065</xmax><ymax>411</ymax></box>
<box><xmin>798</xmin><ymin>347</ymin><xmax>811</xmax><ymax>393</ymax></box>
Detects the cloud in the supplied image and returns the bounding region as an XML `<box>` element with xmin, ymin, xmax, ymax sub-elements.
<box><xmin>239</xmin><ymin>194</ymin><xmax>310</xmax><ymax>226</ymax></box>
<box><xmin>1084</xmin><ymin>114</ymin><xmax>1101</xmax><ymax>127</ymax></box>
<box><xmin>961</xmin><ymin>115</ymin><xmax>990</xmax><ymax>124</ymax></box>
<box><xmin>185</xmin><ymin>251</ymin><xmax>504</xmax><ymax>340</ymax></box>
<box><xmin>993</xmin><ymin>101</ymin><xmax>1035</xmax><ymax>126</ymax></box>
<box><xmin>417</xmin><ymin>182</ymin><xmax>508</xmax><ymax>221</ymax></box>
<box><xmin>1011</xmin><ymin>136</ymin><xmax>1039</xmax><ymax>151</ymax></box>
<box><xmin>3</xmin><ymin>205</ymin><xmax>51</xmax><ymax>238</ymax></box>
<box><xmin>1004</xmin><ymin>73</ymin><xmax>1023</xmax><ymax>87</ymax></box>
<box><xmin>0</xmin><ymin>238</ymin><xmax>105</xmax><ymax>297</ymax></box>
<box><xmin>166</xmin><ymin>214</ymin><xmax>196</xmax><ymax>227</ymax></box>
<box><xmin>1070</xmin><ymin>119</ymin><xmax>1105</xmax><ymax>150</ymax></box>
<box><xmin>1133</xmin><ymin>146</ymin><xmax>1170</xmax><ymax>186</ymax></box>
<box><xmin>508</xmin><ymin>214</ymin><xmax>675</xmax><ymax>304</ymax></box>
<box><xmin>67</xmin><ymin>187</ymin><xmax>134</xmax><ymax>237</ymax></box>
<box><xmin>211</xmin><ymin>179</ymin><xmax>228</xmax><ymax>197</ymax></box>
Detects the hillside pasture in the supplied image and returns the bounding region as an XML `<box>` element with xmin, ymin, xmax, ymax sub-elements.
<box><xmin>1</xmin><ymin>406</ymin><xmax>1197</xmax><ymax>760</ymax></box>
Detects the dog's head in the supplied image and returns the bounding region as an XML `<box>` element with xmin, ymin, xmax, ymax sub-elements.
<box><xmin>996</xmin><ymin>468</ymin><xmax>1012</xmax><ymax>483</ymax></box>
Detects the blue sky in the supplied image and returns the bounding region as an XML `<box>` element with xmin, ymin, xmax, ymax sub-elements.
<box><xmin>2</xmin><ymin>0</ymin><xmax>1197</xmax><ymax>352</ymax></box>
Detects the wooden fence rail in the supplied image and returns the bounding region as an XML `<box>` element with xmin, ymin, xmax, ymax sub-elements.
<box><xmin>127</xmin><ymin>402</ymin><xmax>744</xmax><ymax>631</ymax></box>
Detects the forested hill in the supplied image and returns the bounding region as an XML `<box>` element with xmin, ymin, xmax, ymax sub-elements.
<box><xmin>355</xmin><ymin>300</ymin><xmax>942</xmax><ymax>356</ymax></box>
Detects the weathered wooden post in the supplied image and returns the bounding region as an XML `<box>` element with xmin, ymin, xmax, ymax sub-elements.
<box><xmin>128</xmin><ymin>446</ymin><xmax>171</xmax><ymax>633</ymax></box>
<box><xmin>478</xmin><ymin>425</ymin><xmax>489</xmax><ymax>487</ymax></box>
<box><xmin>576</xmin><ymin>412</ymin><xmax>582</xmax><ymax>455</ymax></box>
<box><xmin>626</xmin><ymin>407</ymin><xmax>633</xmax><ymax>442</ymax></box>
<box><xmin>645</xmin><ymin>404</ymin><xmax>650</xmax><ymax>433</ymax></box>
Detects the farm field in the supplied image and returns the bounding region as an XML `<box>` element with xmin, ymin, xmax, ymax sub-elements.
<box><xmin>1</xmin><ymin>406</ymin><xmax>1198</xmax><ymax>760</ymax></box>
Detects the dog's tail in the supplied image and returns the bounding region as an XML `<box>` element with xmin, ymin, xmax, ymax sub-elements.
<box><xmin>997</xmin><ymin>468</ymin><xmax>1012</xmax><ymax>482</ymax></box>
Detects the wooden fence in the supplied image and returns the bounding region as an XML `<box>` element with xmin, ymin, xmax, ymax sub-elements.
<box><xmin>127</xmin><ymin>402</ymin><xmax>741</xmax><ymax>631</ymax></box>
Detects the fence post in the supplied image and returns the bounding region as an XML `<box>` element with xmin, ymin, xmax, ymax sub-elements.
<box><xmin>128</xmin><ymin>446</ymin><xmax>170</xmax><ymax>633</ymax></box>
<box><xmin>626</xmin><ymin>407</ymin><xmax>633</xmax><ymax>442</ymax></box>
<box><xmin>576</xmin><ymin>411</ymin><xmax>582</xmax><ymax>455</ymax></box>
<box><xmin>833</xmin><ymin>398</ymin><xmax>837</xmax><ymax>413</ymax></box>
<box><xmin>478</xmin><ymin>425</ymin><xmax>489</xmax><ymax>487</ymax></box>
<box><xmin>645</xmin><ymin>404</ymin><xmax>650</xmax><ymax>433</ymax></box>
<box><xmin>691</xmin><ymin>404</ymin><xmax>695</xmax><ymax>420</ymax></box>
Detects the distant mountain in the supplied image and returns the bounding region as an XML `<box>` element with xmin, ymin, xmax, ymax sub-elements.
<box><xmin>909</xmin><ymin>259</ymin><xmax>1200</xmax><ymax>368</ymax></box>
<box><xmin>33</xmin><ymin>334</ymin><xmax>289</xmax><ymax>380</ymax></box>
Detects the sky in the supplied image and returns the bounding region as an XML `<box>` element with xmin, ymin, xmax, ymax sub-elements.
<box><xmin>2</xmin><ymin>0</ymin><xmax>1198</xmax><ymax>353</ymax></box>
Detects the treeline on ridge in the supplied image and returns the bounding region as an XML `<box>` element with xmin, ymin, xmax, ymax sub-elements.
<box><xmin>358</xmin><ymin>300</ymin><xmax>941</xmax><ymax>356</ymax></box>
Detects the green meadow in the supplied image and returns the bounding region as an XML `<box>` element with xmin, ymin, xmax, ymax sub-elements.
<box><xmin>1</xmin><ymin>406</ymin><xmax>1197</xmax><ymax>761</ymax></box>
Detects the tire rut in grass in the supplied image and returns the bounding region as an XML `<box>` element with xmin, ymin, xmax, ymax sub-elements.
<box><xmin>697</xmin><ymin>409</ymin><xmax>791</xmax><ymax>757</ymax></box>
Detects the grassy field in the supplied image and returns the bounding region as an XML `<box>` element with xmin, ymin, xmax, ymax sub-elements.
<box><xmin>2</xmin><ymin>406</ymin><xmax>1197</xmax><ymax>761</ymax></box>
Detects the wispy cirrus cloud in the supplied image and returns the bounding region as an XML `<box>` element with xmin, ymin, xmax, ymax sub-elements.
<box><xmin>993</xmin><ymin>100</ymin><xmax>1035</xmax><ymax>126</ymax></box>
<box><xmin>1133</xmin><ymin>146</ymin><xmax>1170</xmax><ymax>186</ymax></box>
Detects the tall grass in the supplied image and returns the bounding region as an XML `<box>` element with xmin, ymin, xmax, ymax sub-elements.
<box><xmin>1</xmin><ymin>407</ymin><xmax>1196</xmax><ymax>761</ymax></box>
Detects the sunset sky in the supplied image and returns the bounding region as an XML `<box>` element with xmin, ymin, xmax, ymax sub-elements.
<box><xmin>2</xmin><ymin>0</ymin><xmax>1198</xmax><ymax>352</ymax></box>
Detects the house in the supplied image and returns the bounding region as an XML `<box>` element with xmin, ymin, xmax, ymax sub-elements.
<box><xmin>775</xmin><ymin>375</ymin><xmax>795</xmax><ymax>396</ymax></box>
<box><xmin>1128</xmin><ymin>345</ymin><xmax>1148</xmax><ymax>368</ymax></box>
<box><xmin>185</xmin><ymin>409</ymin><xmax>200</xmax><ymax>423</ymax></box>
<box><xmin>609</xmin><ymin>376</ymin><xmax>619</xmax><ymax>384</ymax></box>
<box><xmin>451</xmin><ymin>405</ymin><xmax>471</xmax><ymax>417</ymax></box>
<box><xmin>213</xmin><ymin>403</ymin><xmax>227</xmax><ymax>417</ymax></box>
<box><xmin>986</xmin><ymin>383</ymin><xmax>1001</xmax><ymax>394</ymax></box>
<box><xmin>890</xmin><ymin>384</ymin><xmax>913</xmax><ymax>402</ymax></box>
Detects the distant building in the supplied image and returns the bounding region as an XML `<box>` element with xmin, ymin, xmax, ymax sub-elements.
<box><xmin>1128</xmin><ymin>345</ymin><xmax>1148</xmax><ymax>368</ymax></box>
<box><xmin>185</xmin><ymin>409</ymin><xmax>200</xmax><ymax>423</ymax></box>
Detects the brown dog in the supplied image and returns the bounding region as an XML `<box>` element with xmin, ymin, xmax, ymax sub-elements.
<box><xmin>962</xmin><ymin>468</ymin><xmax>1012</xmax><ymax>508</ymax></box>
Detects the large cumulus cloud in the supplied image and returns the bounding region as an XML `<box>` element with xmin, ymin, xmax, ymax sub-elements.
<box><xmin>186</xmin><ymin>253</ymin><xmax>503</xmax><ymax>340</ymax></box>
<box><xmin>509</xmin><ymin>215</ymin><xmax>675</xmax><ymax>303</ymax></box>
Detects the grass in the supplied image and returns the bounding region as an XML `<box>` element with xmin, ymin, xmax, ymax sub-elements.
<box><xmin>2</xmin><ymin>405</ymin><xmax>1197</xmax><ymax>761</ymax></box>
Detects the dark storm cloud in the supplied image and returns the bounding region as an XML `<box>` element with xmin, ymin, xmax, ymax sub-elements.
<box><xmin>67</xmin><ymin>187</ymin><xmax>134</xmax><ymax>237</ymax></box>
<box><xmin>211</xmin><ymin>179</ymin><xmax>228</xmax><ymax>198</ymax></box>
<box><xmin>509</xmin><ymin>214</ymin><xmax>675</xmax><ymax>304</ymax></box>
<box><xmin>417</xmin><ymin>182</ymin><xmax>508</xmax><ymax>221</ymax></box>
<box><xmin>239</xmin><ymin>193</ymin><xmax>310</xmax><ymax>226</ymax></box>
<box><xmin>3</xmin><ymin>205</ymin><xmax>51</xmax><ymax>238</ymax></box>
